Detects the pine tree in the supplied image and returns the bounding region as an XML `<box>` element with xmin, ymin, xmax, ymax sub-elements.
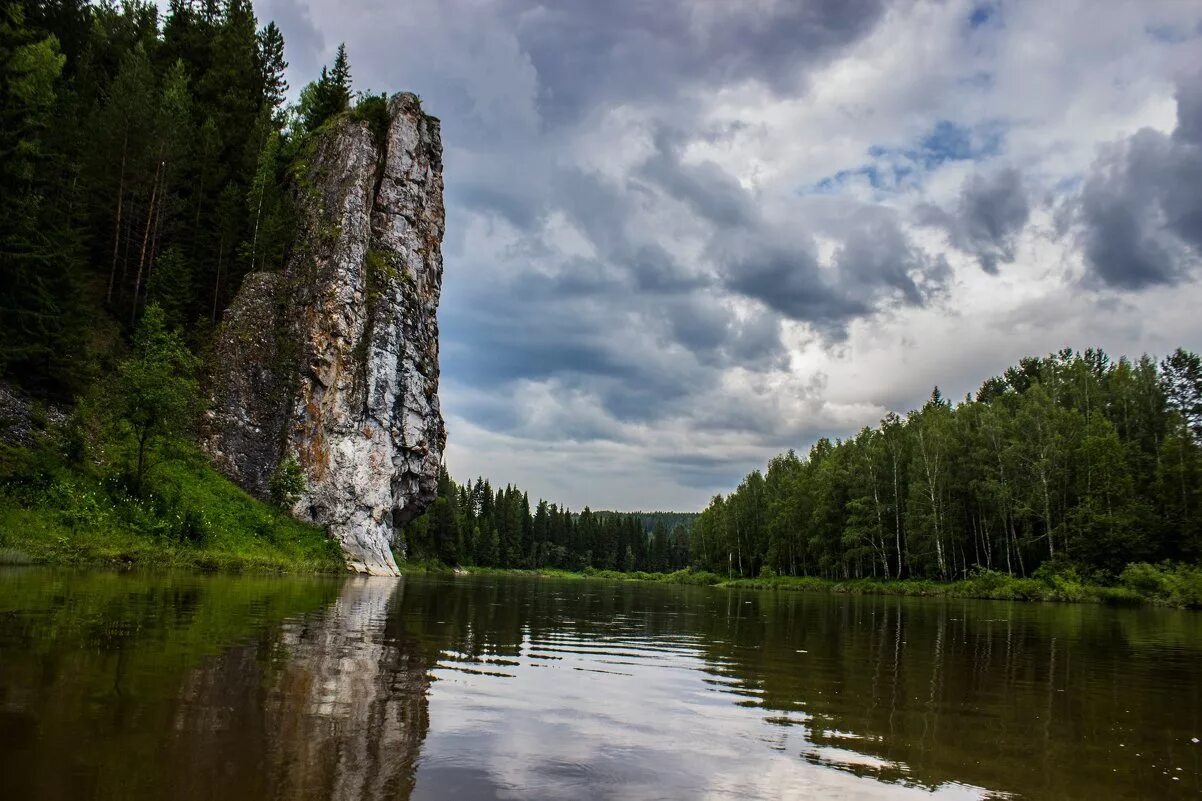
<box><xmin>300</xmin><ymin>42</ymin><xmax>351</xmax><ymax>133</ymax></box>
<box><xmin>0</xmin><ymin>3</ymin><xmax>91</xmax><ymax>398</ymax></box>
<box><xmin>256</xmin><ymin>20</ymin><xmax>287</xmax><ymax>112</ymax></box>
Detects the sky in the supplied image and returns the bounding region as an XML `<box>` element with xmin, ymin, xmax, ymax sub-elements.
<box><xmin>255</xmin><ymin>0</ymin><xmax>1202</xmax><ymax>511</ymax></box>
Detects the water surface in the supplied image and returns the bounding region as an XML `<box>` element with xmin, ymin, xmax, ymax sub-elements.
<box><xmin>1</xmin><ymin>568</ymin><xmax>1199</xmax><ymax>800</ymax></box>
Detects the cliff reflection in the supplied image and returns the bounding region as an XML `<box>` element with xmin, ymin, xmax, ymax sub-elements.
<box><xmin>170</xmin><ymin>576</ymin><xmax>429</xmax><ymax>801</ymax></box>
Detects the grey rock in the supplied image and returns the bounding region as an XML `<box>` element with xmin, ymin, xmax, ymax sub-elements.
<box><xmin>202</xmin><ymin>93</ymin><xmax>446</xmax><ymax>575</ymax></box>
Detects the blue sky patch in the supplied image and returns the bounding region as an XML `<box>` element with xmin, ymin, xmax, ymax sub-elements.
<box><xmin>807</xmin><ymin>120</ymin><xmax>1006</xmax><ymax>197</ymax></box>
<box><xmin>969</xmin><ymin>3</ymin><xmax>996</xmax><ymax>30</ymax></box>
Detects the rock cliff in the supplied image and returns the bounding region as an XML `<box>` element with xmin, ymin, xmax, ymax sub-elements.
<box><xmin>202</xmin><ymin>93</ymin><xmax>446</xmax><ymax>575</ymax></box>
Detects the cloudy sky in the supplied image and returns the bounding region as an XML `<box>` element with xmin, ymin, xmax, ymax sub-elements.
<box><xmin>260</xmin><ymin>0</ymin><xmax>1202</xmax><ymax>511</ymax></box>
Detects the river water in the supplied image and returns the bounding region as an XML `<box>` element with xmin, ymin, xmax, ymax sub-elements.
<box><xmin>0</xmin><ymin>569</ymin><xmax>1199</xmax><ymax>800</ymax></box>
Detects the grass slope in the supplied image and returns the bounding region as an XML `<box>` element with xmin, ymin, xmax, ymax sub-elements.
<box><xmin>0</xmin><ymin>443</ymin><xmax>343</xmax><ymax>574</ymax></box>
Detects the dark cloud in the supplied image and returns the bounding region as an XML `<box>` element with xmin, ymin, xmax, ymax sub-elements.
<box><xmin>724</xmin><ymin>243</ymin><xmax>863</xmax><ymax>328</ymax></box>
<box><xmin>925</xmin><ymin>167</ymin><xmax>1030</xmax><ymax>273</ymax></box>
<box><xmin>722</xmin><ymin>207</ymin><xmax>946</xmax><ymax>335</ymax></box>
<box><xmin>442</xmin><ymin>274</ymin><xmax>723</xmax><ymax>426</ymax></box>
<box><xmin>662</xmin><ymin>294</ymin><xmax>786</xmax><ymax>371</ymax></box>
<box><xmin>1174</xmin><ymin>70</ymin><xmax>1202</xmax><ymax>145</ymax></box>
<box><xmin>1077</xmin><ymin>72</ymin><xmax>1202</xmax><ymax>288</ymax></box>
<box><xmin>637</xmin><ymin>130</ymin><xmax>753</xmax><ymax>227</ymax></box>
<box><xmin>495</xmin><ymin>0</ymin><xmax>887</xmax><ymax>125</ymax></box>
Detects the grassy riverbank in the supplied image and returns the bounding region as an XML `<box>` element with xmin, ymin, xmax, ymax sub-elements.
<box><xmin>0</xmin><ymin>444</ymin><xmax>343</xmax><ymax>574</ymax></box>
<box><xmin>400</xmin><ymin>561</ymin><xmax>725</xmax><ymax>585</ymax></box>
<box><xmin>398</xmin><ymin>561</ymin><xmax>1202</xmax><ymax>608</ymax></box>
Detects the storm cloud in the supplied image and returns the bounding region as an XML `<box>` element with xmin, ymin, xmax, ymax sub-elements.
<box><xmin>936</xmin><ymin>168</ymin><xmax>1031</xmax><ymax>273</ymax></box>
<box><xmin>1078</xmin><ymin>72</ymin><xmax>1202</xmax><ymax>289</ymax></box>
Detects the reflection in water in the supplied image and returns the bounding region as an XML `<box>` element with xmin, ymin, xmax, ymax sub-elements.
<box><xmin>0</xmin><ymin>570</ymin><xmax>429</xmax><ymax>801</ymax></box>
<box><xmin>169</xmin><ymin>577</ymin><xmax>428</xmax><ymax>801</ymax></box>
<box><xmin>1</xmin><ymin>569</ymin><xmax>1201</xmax><ymax>800</ymax></box>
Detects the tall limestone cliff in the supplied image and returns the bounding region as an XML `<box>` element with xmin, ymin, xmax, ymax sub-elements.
<box><xmin>202</xmin><ymin>93</ymin><xmax>446</xmax><ymax>576</ymax></box>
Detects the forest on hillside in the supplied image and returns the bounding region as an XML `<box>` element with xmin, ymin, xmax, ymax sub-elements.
<box><xmin>0</xmin><ymin>0</ymin><xmax>380</xmax><ymax>401</ymax></box>
<box><xmin>694</xmin><ymin>348</ymin><xmax>1202</xmax><ymax>581</ymax></box>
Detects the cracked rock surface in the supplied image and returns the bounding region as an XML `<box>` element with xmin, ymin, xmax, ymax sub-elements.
<box><xmin>202</xmin><ymin>93</ymin><xmax>446</xmax><ymax>575</ymax></box>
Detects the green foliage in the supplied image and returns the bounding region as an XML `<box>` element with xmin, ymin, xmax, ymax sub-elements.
<box><xmin>146</xmin><ymin>246</ymin><xmax>194</xmax><ymax>327</ymax></box>
<box><xmin>114</xmin><ymin>304</ymin><xmax>200</xmax><ymax>491</ymax></box>
<box><xmin>300</xmin><ymin>42</ymin><xmax>351</xmax><ymax>133</ymax></box>
<box><xmin>350</xmin><ymin>91</ymin><xmax>390</xmax><ymax>148</ymax></box>
<box><xmin>364</xmin><ymin>247</ymin><xmax>403</xmax><ymax>299</ymax></box>
<box><xmin>0</xmin><ymin>2</ymin><xmax>92</xmax><ymax>399</ymax></box>
<box><xmin>697</xmin><ymin>348</ymin><xmax>1202</xmax><ymax>586</ymax></box>
<box><xmin>256</xmin><ymin>21</ymin><xmax>288</xmax><ymax>113</ymax></box>
<box><xmin>1162</xmin><ymin>348</ymin><xmax>1202</xmax><ymax>440</ymax></box>
<box><xmin>1120</xmin><ymin>562</ymin><xmax>1202</xmax><ymax>607</ymax></box>
<box><xmin>721</xmin><ymin>566</ymin><xmax>1197</xmax><ymax>607</ymax></box>
<box><xmin>268</xmin><ymin>455</ymin><xmax>304</xmax><ymax>509</ymax></box>
<box><xmin>399</xmin><ymin>468</ymin><xmax>692</xmax><ymax>574</ymax></box>
<box><xmin>0</xmin><ymin>435</ymin><xmax>341</xmax><ymax>572</ymax></box>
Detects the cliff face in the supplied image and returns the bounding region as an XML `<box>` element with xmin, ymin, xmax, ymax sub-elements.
<box><xmin>202</xmin><ymin>93</ymin><xmax>446</xmax><ymax>576</ymax></box>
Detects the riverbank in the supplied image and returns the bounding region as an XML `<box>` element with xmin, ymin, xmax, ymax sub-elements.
<box><xmin>398</xmin><ymin>561</ymin><xmax>1202</xmax><ymax>608</ymax></box>
<box><xmin>0</xmin><ymin>444</ymin><xmax>343</xmax><ymax>574</ymax></box>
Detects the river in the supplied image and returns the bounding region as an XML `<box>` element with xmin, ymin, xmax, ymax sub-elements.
<box><xmin>0</xmin><ymin>568</ymin><xmax>1199</xmax><ymax>800</ymax></box>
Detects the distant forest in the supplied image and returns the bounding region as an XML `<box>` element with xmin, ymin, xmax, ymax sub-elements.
<box><xmin>402</xmin><ymin>473</ymin><xmax>694</xmax><ymax>573</ymax></box>
<box><xmin>695</xmin><ymin>348</ymin><xmax>1202</xmax><ymax>581</ymax></box>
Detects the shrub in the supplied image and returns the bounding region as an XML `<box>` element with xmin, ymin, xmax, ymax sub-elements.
<box><xmin>350</xmin><ymin>92</ymin><xmax>390</xmax><ymax>148</ymax></box>
<box><xmin>1120</xmin><ymin>562</ymin><xmax>1202</xmax><ymax>608</ymax></box>
<box><xmin>269</xmin><ymin>457</ymin><xmax>305</xmax><ymax>509</ymax></box>
<box><xmin>1032</xmin><ymin>562</ymin><xmax>1090</xmax><ymax>601</ymax></box>
<box><xmin>1120</xmin><ymin>562</ymin><xmax>1167</xmax><ymax>596</ymax></box>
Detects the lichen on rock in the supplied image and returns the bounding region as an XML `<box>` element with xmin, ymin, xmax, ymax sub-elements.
<box><xmin>202</xmin><ymin>93</ymin><xmax>446</xmax><ymax>576</ymax></box>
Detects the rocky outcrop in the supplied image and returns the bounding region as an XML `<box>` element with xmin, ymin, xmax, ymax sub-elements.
<box><xmin>201</xmin><ymin>273</ymin><xmax>289</xmax><ymax>499</ymax></box>
<box><xmin>202</xmin><ymin>93</ymin><xmax>446</xmax><ymax>576</ymax></box>
<box><xmin>0</xmin><ymin>382</ymin><xmax>68</xmax><ymax>448</ymax></box>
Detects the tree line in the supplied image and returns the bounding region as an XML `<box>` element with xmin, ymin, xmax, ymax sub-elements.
<box><xmin>0</xmin><ymin>0</ymin><xmax>378</xmax><ymax>403</ymax></box>
<box><xmin>402</xmin><ymin>470</ymin><xmax>692</xmax><ymax>573</ymax></box>
<box><xmin>694</xmin><ymin>348</ymin><xmax>1202</xmax><ymax>581</ymax></box>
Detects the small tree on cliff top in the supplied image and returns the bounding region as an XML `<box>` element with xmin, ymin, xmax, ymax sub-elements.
<box><xmin>299</xmin><ymin>43</ymin><xmax>352</xmax><ymax>133</ymax></box>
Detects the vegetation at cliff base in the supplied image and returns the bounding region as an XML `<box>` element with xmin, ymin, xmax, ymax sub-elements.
<box><xmin>0</xmin><ymin>433</ymin><xmax>342</xmax><ymax>572</ymax></box>
<box><xmin>0</xmin><ymin>305</ymin><xmax>341</xmax><ymax>572</ymax></box>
